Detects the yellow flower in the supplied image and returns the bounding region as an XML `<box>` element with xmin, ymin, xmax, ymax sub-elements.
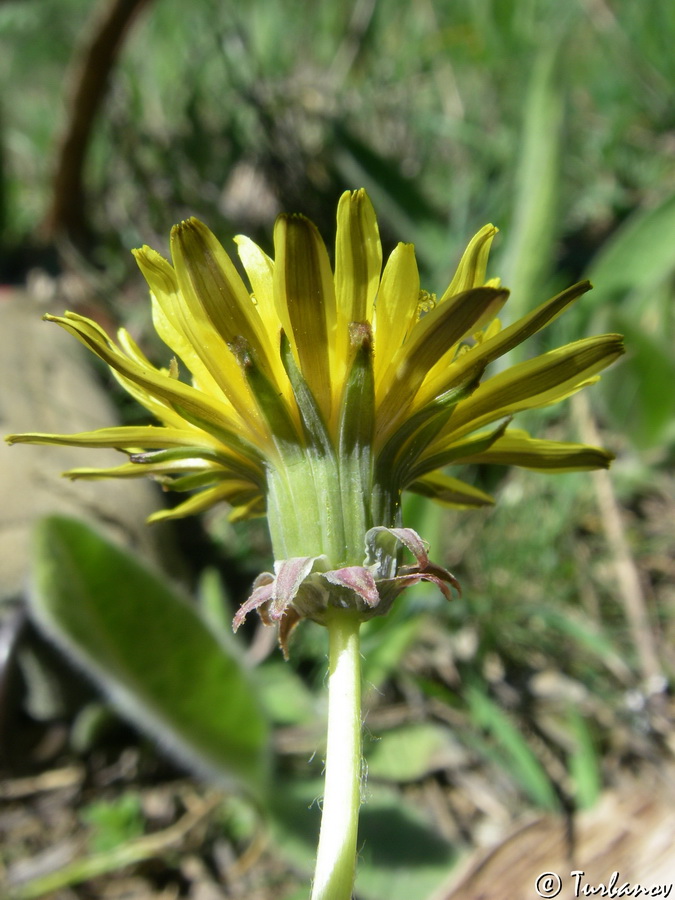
<box><xmin>6</xmin><ymin>190</ymin><xmax>623</xmax><ymax>650</ymax></box>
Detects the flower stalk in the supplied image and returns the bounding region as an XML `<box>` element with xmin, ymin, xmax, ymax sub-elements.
<box><xmin>311</xmin><ymin>608</ymin><xmax>362</xmax><ymax>900</ymax></box>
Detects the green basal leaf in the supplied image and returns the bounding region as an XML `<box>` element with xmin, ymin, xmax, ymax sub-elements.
<box><xmin>364</xmin><ymin>722</ymin><xmax>465</xmax><ymax>783</ymax></box>
<box><xmin>256</xmin><ymin>660</ymin><xmax>317</xmax><ymax>726</ymax></box>
<box><xmin>585</xmin><ymin>192</ymin><xmax>675</xmax><ymax>317</ymax></box>
<box><xmin>30</xmin><ymin>516</ymin><xmax>270</xmax><ymax>798</ymax></box>
<box><xmin>596</xmin><ymin>309</ymin><xmax>675</xmax><ymax>450</ymax></box>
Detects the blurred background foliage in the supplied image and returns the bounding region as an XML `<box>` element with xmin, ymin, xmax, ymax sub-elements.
<box><xmin>2</xmin><ymin>0</ymin><xmax>675</xmax><ymax>897</ymax></box>
<box><xmin>2</xmin><ymin>0</ymin><xmax>674</xmax><ymax>271</ymax></box>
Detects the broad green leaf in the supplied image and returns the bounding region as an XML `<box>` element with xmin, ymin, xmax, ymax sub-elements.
<box><xmin>354</xmin><ymin>784</ymin><xmax>458</xmax><ymax>900</ymax></box>
<box><xmin>578</xmin><ymin>194</ymin><xmax>675</xmax><ymax>449</ymax></box>
<box><xmin>595</xmin><ymin>308</ymin><xmax>675</xmax><ymax>449</ymax></box>
<box><xmin>30</xmin><ymin>516</ymin><xmax>269</xmax><ymax>797</ymax></box>
<box><xmin>365</xmin><ymin>723</ymin><xmax>466</xmax><ymax>783</ymax></box>
<box><xmin>585</xmin><ymin>193</ymin><xmax>675</xmax><ymax>315</ymax></box>
<box><xmin>256</xmin><ymin>660</ymin><xmax>317</xmax><ymax>726</ymax></box>
<box><xmin>196</xmin><ymin>567</ymin><xmax>242</xmax><ymax>656</ymax></box>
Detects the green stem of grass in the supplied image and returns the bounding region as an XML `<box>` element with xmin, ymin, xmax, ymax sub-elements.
<box><xmin>310</xmin><ymin>608</ymin><xmax>362</xmax><ymax>900</ymax></box>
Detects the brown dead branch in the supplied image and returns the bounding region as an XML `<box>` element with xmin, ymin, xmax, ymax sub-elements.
<box><xmin>42</xmin><ymin>0</ymin><xmax>155</xmax><ymax>248</ymax></box>
<box><xmin>572</xmin><ymin>392</ymin><xmax>663</xmax><ymax>690</ymax></box>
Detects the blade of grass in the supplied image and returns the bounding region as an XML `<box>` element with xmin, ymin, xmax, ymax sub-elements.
<box><xmin>499</xmin><ymin>41</ymin><xmax>564</xmax><ymax>334</ymax></box>
<box><xmin>466</xmin><ymin>684</ymin><xmax>560</xmax><ymax>811</ymax></box>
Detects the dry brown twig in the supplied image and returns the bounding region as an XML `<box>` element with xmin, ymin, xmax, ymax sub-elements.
<box><xmin>43</xmin><ymin>0</ymin><xmax>155</xmax><ymax>247</ymax></box>
<box><xmin>572</xmin><ymin>392</ymin><xmax>664</xmax><ymax>692</ymax></box>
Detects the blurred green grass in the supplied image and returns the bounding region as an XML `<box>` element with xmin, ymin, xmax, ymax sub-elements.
<box><xmin>2</xmin><ymin>0</ymin><xmax>674</xmax><ymax>271</ymax></box>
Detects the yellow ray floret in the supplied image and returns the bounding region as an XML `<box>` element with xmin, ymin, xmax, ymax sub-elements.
<box><xmin>6</xmin><ymin>189</ymin><xmax>623</xmax><ymax>527</ymax></box>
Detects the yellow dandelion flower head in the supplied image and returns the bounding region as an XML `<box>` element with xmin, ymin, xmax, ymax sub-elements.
<box><xmin>6</xmin><ymin>190</ymin><xmax>623</xmax><ymax>649</ymax></box>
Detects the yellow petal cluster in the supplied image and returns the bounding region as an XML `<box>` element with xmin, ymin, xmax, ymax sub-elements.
<box><xmin>6</xmin><ymin>190</ymin><xmax>623</xmax><ymax>536</ymax></box>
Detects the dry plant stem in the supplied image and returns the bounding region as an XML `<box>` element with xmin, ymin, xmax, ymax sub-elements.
<box><xmin>311</xmin><ymin>608</ymin><xmax>362</xmax><ymax>900</ymax></box>
<box><xmin>572</xmin><ymin>393</ymin><xmax>662</xmax><ymax>688</ymax></box>
<box><xmin>44</xmin><ymin>0</ymin><xmax>154</xmax><ymax>244</ymax></box>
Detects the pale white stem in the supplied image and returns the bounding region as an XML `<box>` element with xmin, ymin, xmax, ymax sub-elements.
<box><xmin>310</xmin><ymin>608</ymin><xmax>362</xmax><ymax>900</ymax></box>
